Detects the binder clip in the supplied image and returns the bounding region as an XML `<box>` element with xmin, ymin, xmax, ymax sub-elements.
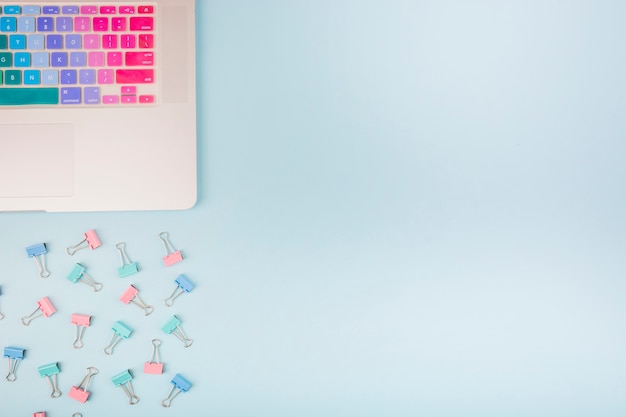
<box><xmin>159</xmin><ymin>231</ymin><xmax>183</xmax><ymax>266</ymax></box>
<box><xmin>71</xmin><ymin>314</ymin><xmax>92</xmax><ymax>349</ymax></box>
<box><xmin>37</xmin><ymin>362</ymin><xmax>62</xmax><ymax>398</ymax></box>
<box><xmin>120</xmin><ymin>285</ymin><xmax>153</xmax><ymax>315</ymax></box>
<box><xmin>104</xmin><ymin>321</ymin><xmax>133</xmax><ymax>355</ymax></box>
<box><xmin>4</xmin><ymin>346</ymin><xmax>24</xmax><ymax>382</ymax></box>
<box><xmin>0</xmin><ymin>285</ymin><xmax>4</xmax><ymax>320</ymax></box>
<box><xmin>144</xmin><ymin>339</ymin><xmax>164</xmax><ymax>374</ymax></box>
<box><xmin>162</xmin><ymin>315</ymin><xmax>193</xmax><ymax>347</ymax></box>
<box><xmin>161</xmin><ymin>373</ymin><xmax>192</xmax><ymax>407</ymax></box>
<box><xmin>66</xmin><ymin>229</ymin><xmax>101</xmax><ymax>256</ymax></box>
<box><xmin>112</xmin><ymin>369</ymin><xmax>139</xmax><ymax>405</ymax></box>
<box><xmin>68</xmin><ymin>366</ymin><xmax>98</xmax><ymax>403</ymax></box>
<box><xmin>164</xmin><ymin>274</ymin><xmax>195</xmax><ymax>307</ymax></box>
<box><xmin>21</xmin><ymin>296</ymin><xmax>56</xmax><ymax>326</ymax></box>
<box><xmin>67</xmin><ymin>263</ymin><xmax>103</xmax><ymax>292</ymax></box>
<box><xmin>26</xmin><ymin>243</ymin><xmax>50</xmax><ymax>278</ymax></box>
<box><xmin>116</xmin><ymin>242</ymin><xmax>139</xmax><ymax>277</ymax></box>
<box><xmin>33</xmin><ymin>413</ymin><xmax>46</xmax><ymax>417</ymax></box>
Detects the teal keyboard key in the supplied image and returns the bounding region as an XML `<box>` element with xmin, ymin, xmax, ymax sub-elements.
<box><xmin>1</xmin><ymin>17</ymin><xmax>16</xmax><ymax>32</ymax></box>
<box><xmin>0</xmin><ymin>35</ymin><xmax>6</xmax><ymax>49</ymax></box>
<box><xmin>0</xmin><ymin>52</ymin><xmax>9</xmax><ymax>66</ymax></box>
<box><xmin>3</xmin><ymin>6</ymin><xmax>20</xmax><ymax>15</ymax></box>
<box><xmin>5</xmin><ymin>70</ymin><xmax>20</xmax><ymax>85</ymax></box>
<box><xmin>0</xmin><ymin>87</ymin><xmax>59</xmax><ymax>105</ymax></box>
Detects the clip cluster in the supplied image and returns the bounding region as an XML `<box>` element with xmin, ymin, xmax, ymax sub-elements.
<box><xmin>67</xmin><ymin>263</ymin><xmax>103</xmax><ymax>292</ymax></box>
<box><xmin>69</xmin><ymin>367</ymin><xmax>98</xmax><ymax>403</ymax></box>
<box><xmin>112</xmin><ymin>369</ymin><xmax>139</xmax><ymax>405</ymax></box>
<box><xmin>4</xmin><ymin>346</ymin><xmax>25</xmax><ymax>382</ymax></box>
<box><xmin>161</xmin><ymin>373</ymin><xmax>192</xmax><ymax>407</ymax></box>
<box><xmin>159</xmin><ymin>231</ymin><xmax>183</xmax><ymax>266</ymax></box>
<box><xmin>66</xmin><ymin>229</ymin><xmax>101</xmax><ymax>256</ymax></box>
<box><xmin>37</xmin><ymin>362</ymin><xmax>62</xmax><ymax>398</ymax></box>
<box><xmin>26</xmin><ymin>243</ymin><xmax>50</xmax><ymax>278</ymax></box>
<box><xmin>21</xmin><ymin>296</ymin><xmax>56</xmax><ymax>326</ymax></box>
<box><xmin>164</xmin><ymin>274</ymin><xmax>195</xmax><ymax>306</ymax></box>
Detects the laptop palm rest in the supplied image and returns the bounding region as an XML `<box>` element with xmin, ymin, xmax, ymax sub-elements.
<box><xmin>0</xmin><ymin>124</ymin><xmax>74</xmax><ymax>198</ymax></box>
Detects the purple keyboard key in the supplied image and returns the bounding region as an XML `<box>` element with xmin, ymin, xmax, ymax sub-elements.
<box><xmin>62</xmin><ymin>6</ymin><xmax>79</xmax><ymax>15</ymax></box>
<box><xmin>60</xmin><ymin>87</ymin><xmax>81</xmax><ymax>104</ymax></box>
<box><xmin>84</xmin><ymin>87</ymin><xmax>100</xmax><ymax>104</ymax></box>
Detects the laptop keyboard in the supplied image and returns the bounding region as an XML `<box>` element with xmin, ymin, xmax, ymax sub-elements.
<box><xmin>0</xmin><ymin>3</ymin><xmax>156</xmax><ymax>106</ymax></box>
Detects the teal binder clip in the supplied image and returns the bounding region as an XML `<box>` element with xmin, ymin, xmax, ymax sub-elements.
<box><xmin>104</xmin><ymin>321</ymin><xmax>133</xmax><ymax>355</ymax></box>
<box><xmin>115</xmin><ymin>242</ymin><xmax>139</xmax><ymax>278</ymax></box>
<box><xmin>112</xmin><ymin>369</ymin><xmax>139</xmax><ymax>405</ymax></box>
<box><xmin>37</xmin><ymin>362</ymin><xmax>62</xmax><ymax>398</ymax></box>
<box><xmin>67</xmin><ymin>263</ymin><xmax>103</xmax><ymax>292</ymax></box>
<box><xmin>161</xmin><ymin>373</ymin><xmax>192</xmax><ymax>407</ymax></box>
<box><xmin>163</xmin><ymin>274</ymin><xmax>195</xmax><ymax>306</ymax></box>
<box><xmin>162</xmin><ymin>315</ymin><xmax>193</xmax><ymax>348</ymax></box>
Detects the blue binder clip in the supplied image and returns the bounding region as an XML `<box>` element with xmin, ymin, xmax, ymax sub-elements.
<box><xmin>104</xmin><ymin>321</ymin><xmax>133</xmax><ymax>355</ymax></box>
<box><xmin>4</xmin><ymin>346</ymin><xmax>25</xmax><ymax>382</ymax></box>
<box><xmin>67</xmin><ymin>263</ymin><xmax>103</xmax><ymax>292</ymax></box>
<box><xmin>112</xmin><ymin>369</ymin><xmax>139</xmax><ymax>405</ymax></box>
<box><xmin>116</xmin><ymin>242</ymin><xmax>139</xmax><ymax>277</ymax></box>
<box><xmin>163</xmin><ymin>274</ymin><xmax>195</xmax><ymax>306</ymax></box>
<box><xmin>162</xmin><ymin>315</ymin><xmax>193</xmax><ymax>347</ymax></box>
<box><xmin>161</xmin><ymin>373</ymin><xmax>192</xmax><ymax>407</ymax></box>
<box><xmin>37</xmin><ymin>362</ymin><xmax>62</xmax><ymax>398</ymax></box>
<box><xmin>26</xmin><ymin>243</ymin><xmax>50</xmax><ymax>278</ymax></box>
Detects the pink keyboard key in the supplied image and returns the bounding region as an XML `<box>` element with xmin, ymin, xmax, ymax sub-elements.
<box><xmin>126</xmin><ymin>51</ymin><xmax>154</xmax><ymax>66</ymax></box>
<box><xmin>116</xmin><ymin>69</ymin><xmax>154</xmax><ymax>84</ymax></box>
<box><xmin>98</xmin><ymin>69</ymin><xmax>114</xmax><ymax>84</ymax></box>
<box><xmin>120</xmin><ymin>285</ymin><xmax>139</xmax><ymax>304</ymax></box>
<box><xmin>100</xmin><ymin>6</ymin><xmax>117</xmax><ymax>14</ymax></box>
<box><xmin>112</xmin><ymin>17</ymin><xmax>127</xmax><ymax>31</ymax></box>
<box><xmin>121</xmin><ymin>34</ymin><xmax>136</xmax><ymax>48</ymax></box>
<box><xmin>130</xmin><ymin>16</ymin><xmax>154</xmax><ymax>31</ymax></box>
<box><xmin>144</xmin><ymin>362</ymin><xmax>164</xmax><ymax>374</ymax></box>
<box><xmin>71</xmin><ymin>313</ymin><xmax>92</xmax><ymax>327</ymax></box>
<box><xmin>74</xmin><ymin>16</ymin><xmax>91</xmax><ymax>32</ymax></box>
<box><xmin>81</xmin><ymin>5</ymin><xmax>98</xmax><ymax>14</ymax></box>
<box><xmin>84</xmin><ymin>34</ymin><xmax>100</xmax><ymax>49</ymax></box>
<box><xmin>89</xmin><ymin>51</ymin><xmax>104</xmax><ymax>66</ymax></box>
<box><xmin>103</xmin><ymin>34</ymin><xmax>118</xmax><ymax>49</ymax></box>
<box><xmin>121</xmin><ymin>86</ymin><xmax>137</xmax><ymax>95</ymax></box>
<box><xmin>139</xmin><ymin>95</ymin><xmax>155</xmax><ymax>103</ymax></box>
<box><xmin>103</xmin><ymin>95</ymin><xmax>119</xmax><ymax>104</ymax></box>
<box><xmin>93</xmin><ymin>17</ymin><xmax>109</xmax><ymax>32</ymax></box>
<box><xmin>138</xmin><ymin>5</ymin><xmax>154</xmax><ymax>13</ymax></box>
<box><xmin>138</xmin><ymin>34</ymin><xmax>154</xmax><ymax>48</ymax></box>
<box><xmin>107</xmin><ymin>51</ymin><xmax>123</xmax><ymax>66</ymax></box>
<box><xmin>122</xmin><ymin>95</ymin><xmax>137</xmax><ymax>104</ymax></box>
<box><xmin>119</xmin><ymin>6</ymin><xmax>136</xmax><ymax>14</ymax></box>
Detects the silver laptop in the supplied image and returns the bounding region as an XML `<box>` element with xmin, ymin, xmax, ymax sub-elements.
<box><xmin>0</xmin><ymin>0</ymin><xmax>197</xmax><ymax>212</ymax></box>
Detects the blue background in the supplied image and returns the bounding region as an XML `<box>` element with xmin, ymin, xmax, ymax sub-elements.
<box><xmin>3</xmin><ymin>1</ymin><xmax>626</xmax><ymax>416</ymax></box>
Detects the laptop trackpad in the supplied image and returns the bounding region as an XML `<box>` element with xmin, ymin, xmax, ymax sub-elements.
<box><xmin>0</xmin><ymin>124</ymin><xmax>74</xmax><ymax>197</ymax></box>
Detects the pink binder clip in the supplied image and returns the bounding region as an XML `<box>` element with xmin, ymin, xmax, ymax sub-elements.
<box><xmin>21</xmin><ymin>296</ymin><xmax>56</xmax><ymax>326</ymax></box>
<box><xmin>159</xmin><ymin>231</ymin><xmax>183</xmax><ymax>266</ymax></box>
<box><xmin>120</xmin><ymin>285</ymin><xmax>154</xmax><ymax>315</ymax></box>
<box><xmin>71</xmin><ymin>314</ymin><xmax>92</xmax><ymax>349</ymax></box>
<box><xmin>33</xmin><ymin>413</ymin><xmax>46</xmax><ymax>417</ymax></box>
<box><xmin>66</xmin><ymin>229</ymin><xmax>101</xmax><ymax>256</ymax></box>
<box><xmin>69</xmin><ymin>367</ymin><xmax>98</xmax><ymax>403</ymax></box>
<box><xmin>144</xmin><ymin>339</ymin><xmax>164</xmax><ymax>374</ymax></box>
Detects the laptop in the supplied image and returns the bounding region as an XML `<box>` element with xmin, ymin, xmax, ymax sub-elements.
<box><xmin>0</xmin><ymin>0</ymin><xmax>197</xmax><ymax>212</ymax></box>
